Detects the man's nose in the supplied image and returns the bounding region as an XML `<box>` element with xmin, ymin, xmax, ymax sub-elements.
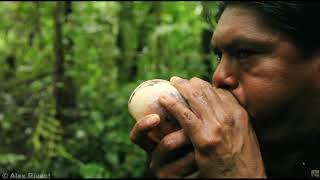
<box><xmin>212</xmin><ymin>58</ymin><xmax>238</xmax><ymax>89</ymax></box>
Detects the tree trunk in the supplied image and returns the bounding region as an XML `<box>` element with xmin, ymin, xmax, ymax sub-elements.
<box><xmin>201</xmin><ymin>2</ymin><xmax>214</xmax><ymax>82</ymax></box>
<box><xmin>4</xmin><ymin>54</ymin><xmax>16</xmax><ymax>80</ymax></box>
<box><xmin>132</xmin><ymin>2</ymin><xmax>159</xmax><ymax>81</ymax></box>
<box><xmin>116</xmin><ymin>1</ymin><xmax>136</xmax><ymax>83</ymax></box>
<box><xmin>64</xmin><ymin>1</ymin><xmax>77</xmax><ymax>122</ymax></box>
<box><xmin>53</xmin><ymin>1</ymin><xmax>66</xmax><ymax>121</ymax></box>
<box><xmin>152</xmin><ymin>1</ymin><xmax>163</xmax><ymax>72</ymax></box>
<box><xmin>28</xmin><ymin>1</ymin><xmax>40</xmax><ymax>46</ymax></box>
<box><xmin>53</xmin><ymin>1</ymin><xmax>77</xmax><ymax>123</ymax></box>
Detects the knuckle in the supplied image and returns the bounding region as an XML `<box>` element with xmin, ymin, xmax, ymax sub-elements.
<box><xmin>191</xmin><ymin>90</ymin><xmax>202</xmax><ymax>99</ymax></box>
<box><xmin>160</xmin><ymin>136</ymin><xmax>175</xmax><ymax>152</ymax></box>
<box><xmin>190</xmin><ymin>77</ymin><xmax>201</xmax><ymax>82</ymax></box>
<box><xmin>189</xmin><ymin>88</ymin><xmax>209</xmax><ymax>104</ymax></box>
<box><xmin>223</xmin><ymin>114</ymin><xmax>235</xmax><ymax>127</ymax></box>
<box><xmin>197</xmin><ymin>136</ymin><xmax>220</xmax><ymax>152</ymax></box>
<box><xmin>182</xmin><ymin>109</ymin><xmax>193</xmax><ymax>120</ymax></box>
<box><xmin>167</xmin><ymin>97</ymin><xmax>180</xmax><ymax>109</ymax></box>
<box><xmin>200</xmin><ymin>81</ymin><xmax>211</xmax><ymax>89</ymax></box>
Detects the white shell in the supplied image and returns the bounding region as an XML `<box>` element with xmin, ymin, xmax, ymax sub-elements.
<box><xmin>128</xmin><ymin>79</ymin><xmax>187</xmax><ymax>120</ymax></box>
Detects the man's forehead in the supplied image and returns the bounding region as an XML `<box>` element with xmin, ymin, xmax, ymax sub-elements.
<box><xmin>212</xmin><ymin>32</ymin><xmax>273</xmax><ymax>49</ymax></box>
<box><xmin>211</xmin><ymin>24</ymin><xmax>279</xmax><ymax>50</ymax></box>
<box><xmin>211</xmin><ymin>6</ymin><xmax>279</xmax><ymax>48</ymax></box>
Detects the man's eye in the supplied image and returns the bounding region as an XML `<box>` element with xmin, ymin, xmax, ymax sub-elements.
<box><xmin>234</xmin><ymin>49</ymin><xmax>255</xmax><ymax>59</ymax></box>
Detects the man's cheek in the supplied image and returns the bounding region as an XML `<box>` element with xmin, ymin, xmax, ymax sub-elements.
<box><xmin>247</xmin><ymin>88</ymin><xmax>288</xmax><ymax>121</ymax></box>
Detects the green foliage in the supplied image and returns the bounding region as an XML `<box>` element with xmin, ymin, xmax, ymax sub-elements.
<box><xmin>0</xmin><ymin>1</ymin><xmax>219</xmax><ymax>178</ymax></box>
<box><xmin>79</xmin><ymin>163</ymin><xmax>111</xmax><ymax>178</ymax></box>
<box><xmin>24</xmin><ymin>86</ymin><xmax>80</xmax><ymax>174</ymax></box>
<box><xmin>0</xmin><ymin>153</ymin><xmax>26</xmax><ymax>166</ymax></box>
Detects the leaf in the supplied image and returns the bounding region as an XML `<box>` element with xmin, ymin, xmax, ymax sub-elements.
<box><xmin>79</xmin><ymin>163</ymin><xmax>110</xmax><ymax>178</ymax></box>
<box><xmin>0</xmin><ymin>153</ymin><xmax>26</xmax><ymax>165</ymax></box>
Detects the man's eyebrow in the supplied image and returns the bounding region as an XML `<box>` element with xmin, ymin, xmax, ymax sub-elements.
<box><xmin>211</xmin><ymin>37</ymin><xmax>275</xmax><ymax>52</ymax></box>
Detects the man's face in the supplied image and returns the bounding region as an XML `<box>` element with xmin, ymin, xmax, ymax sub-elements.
<box><xmin>211</xmin><ymin>6</ymin><xmax>317</xmax><ymax>124</ymax></box>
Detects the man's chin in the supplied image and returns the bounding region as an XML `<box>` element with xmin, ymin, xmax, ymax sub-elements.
<box><xmin>248</xmin><ymin>106</ymin><xmax>291</xmax><ymax>132</ymax></box>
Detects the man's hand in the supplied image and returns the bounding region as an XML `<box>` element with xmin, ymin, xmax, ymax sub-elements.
<box><xmin>130</xmin><ymin>114</ymin><xmax>199</xmax><ymax>178</ymax></box>
<box><xmin>159</xmin><ymin>76</ymin><xmax>266</xmax><ymax>178</ymax></box>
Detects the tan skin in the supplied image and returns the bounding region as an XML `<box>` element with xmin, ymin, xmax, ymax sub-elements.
<box><xmin>130</xmin><ymin>6</ymin><xmax>320</xmax><ymax>178</ymax></box>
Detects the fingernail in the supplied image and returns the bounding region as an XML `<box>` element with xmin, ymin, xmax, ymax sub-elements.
<box><xmin>170</xmin><ymin>76</ymin><xmax>181</xmax><ymax>83</ymax></box>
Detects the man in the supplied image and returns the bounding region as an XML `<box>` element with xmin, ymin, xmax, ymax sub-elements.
<box><xmin>130</xmin><ymin>1</ymin><xmax>320</xmax><ymax>178</ymax></box>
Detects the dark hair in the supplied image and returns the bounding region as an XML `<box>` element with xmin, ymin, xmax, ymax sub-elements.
<box><xmin>215</xmin><ymin>1</ymin><xmax>320</xmax><ymax>58</ymax></box>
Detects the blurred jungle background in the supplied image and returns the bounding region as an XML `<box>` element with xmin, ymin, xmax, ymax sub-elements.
<box><xmin>0</xmin><ymin>1</ymin><xmax>220</xmax><ymax>178</ymax></box>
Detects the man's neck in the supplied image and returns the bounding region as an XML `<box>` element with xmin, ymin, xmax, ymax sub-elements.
<box><xmin>256</xmin><ymin>94</ymin><xmax>320</xmax><ymax>177</ymax></box>
<box><xmin>261</xmin><ymin>94</ymin><xmax>320</xmax><ymax>149</ymax></box>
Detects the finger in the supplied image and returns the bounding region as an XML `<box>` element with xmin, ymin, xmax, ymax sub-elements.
<box><xmin>215</xmin><ymin>87</ymin><xmax>240</xmax><ymax>106</ymax></box>
<box><xmin>159</xmin><ymin>129</ymin><xmax>192</xmax><ymax>152</ymax></box>
<box><xmin>169</xmin><ymin>76</ymin><xmax>209</xmax><ymax>119</ymax></box>
<box><xmin>191</xmin><ymin>78</ymin><xmax>242</xmax><ymax>126</ymax></box>
<box><xmin>189</xmin><ymin>77</ymin><xmax>222</xmax><ymax>105</ymax></box>
<box><xmin>130</xmin><ymin>114</ymin><xmax>160</xmax><ymax>153</ymax></box>
<box><xmin>189</xmin><ymin>77</ymin><xmax>225</xmax><ymax>120</ymax></box>
<box><xmin>214</xmin><ymin>88</ymin><xmax>249</xmax><ymax>127</ymax></box>
<box><xmin>151</xmin><ymin>129</ymin><xmax>192</xmax><ymax>166</ymax></box>
<box><xmin>159</xmin><ymin>93</ymin><xmax>202</xmax><ymax>144</ymax></box>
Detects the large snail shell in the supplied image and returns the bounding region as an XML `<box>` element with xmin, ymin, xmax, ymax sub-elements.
<box><xmin>128</xmin><ymin>79</ymin><xmax>189</xmax><ymax>142</ymax></box>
